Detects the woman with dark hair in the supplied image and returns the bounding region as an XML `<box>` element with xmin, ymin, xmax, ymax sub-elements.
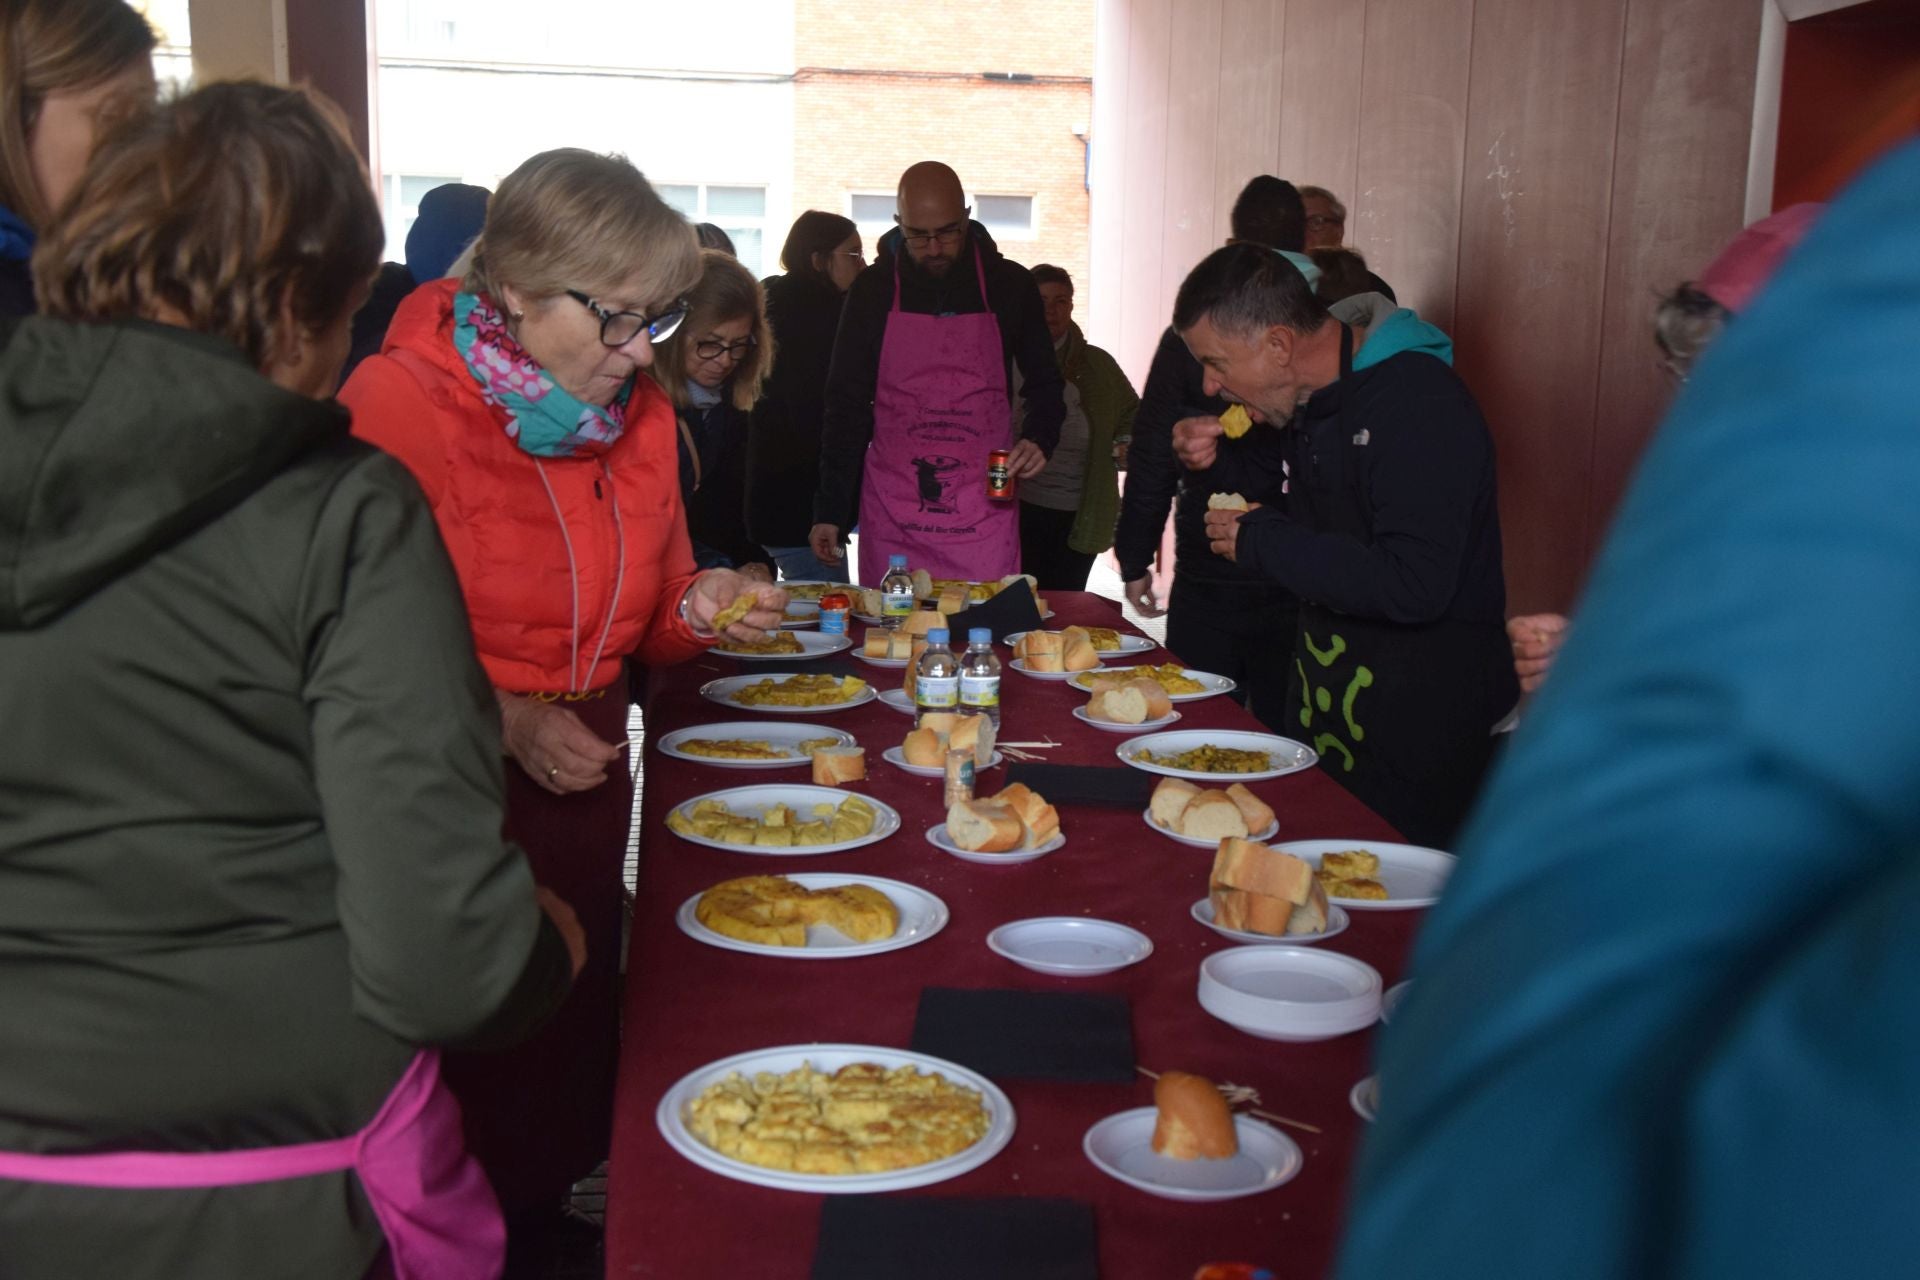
<box><xmin>0</xmin><ymin>0</ymin><xmax>154</xmax><ymax>316</ymax></box>
<box><xmin>747</xmin><ymin>209</ymin><xmax>863</xmax><ymax>581</ymax></box>
<box><xmin>0</xmin><ymin>81</ymin><xmax>578</xmax><ymax>1279</ymax></box>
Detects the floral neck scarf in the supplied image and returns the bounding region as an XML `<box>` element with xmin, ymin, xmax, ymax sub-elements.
<box><xmin>452</xmin><ymin>291</ymin><xmax>631</xmax><ymax>458</ymax></box>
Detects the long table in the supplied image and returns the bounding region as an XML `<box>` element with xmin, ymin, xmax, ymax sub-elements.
<box><xmin>606</xmin><ymin>592</ymin><xmax>1415</xmax><ymax>1278</ymax></box>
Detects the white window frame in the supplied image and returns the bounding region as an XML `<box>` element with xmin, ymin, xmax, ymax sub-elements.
<box><xmin>657</xmin><ymin>182</ymin><xmax>770</xmax><ymax>276</ymax></box>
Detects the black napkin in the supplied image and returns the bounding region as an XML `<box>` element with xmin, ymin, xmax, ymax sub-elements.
<box><xmin>912</xmin><ymin>987</ymin><xmax>1135</xmax><ymax>1082</ymax></box>
<box><xmin>947</xmin><ymin>587</ymin><xmax>1043</xmax><ymax>642</ymax></box>
<box><xmin>813</xmin><ymin>1197</ymin><xmax>1098</xmax><ymax>1280</ymax></box>
<box><xmin>1002</xmin><ymin>762</ymin><xmax>1158</xmax><ymax>810</ymax></box>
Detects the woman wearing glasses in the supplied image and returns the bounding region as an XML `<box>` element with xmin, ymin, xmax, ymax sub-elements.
<box><xmin>654</xmin><ymin>249</ymin><xmax>775</xmax><ymax>576</ymax></box>
<box><xmin>340</xmin><ymin>148</ymin><xmax>785</xmax><ymax>1253</ymax></box>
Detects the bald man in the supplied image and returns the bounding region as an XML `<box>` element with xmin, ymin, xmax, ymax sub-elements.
<box><xmin>809</xmin><ymin>161</ymin><xmax>1065</xmax><ymax>583</ymax></box>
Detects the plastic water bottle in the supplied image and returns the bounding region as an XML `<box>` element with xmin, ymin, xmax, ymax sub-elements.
<box><xmin>914</xmin><ymin>628</ymin><xmax>959</xmax><ymax>715</ymax></box>
<box><xmin>881</xmin><ymin>554</ymin><xmax>914</xmax><ymax>628</ymax></box>
<box><xmin>959</xmin><ymin>627</ymin><xmax>1001</xmax><ymax>727</ymax></box>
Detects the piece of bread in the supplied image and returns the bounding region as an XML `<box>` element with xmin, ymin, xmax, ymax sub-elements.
<box><xmin>1060</xmin><ymin>626</ymin><xmax>1101</xmax><ymax>672</ymax></box>
<box><xmin>1087</xmin><ymin>685</ymin><xmax>1149</xmax><ymax>724</ymax></box>
<box><xmin>1207</xmin><ymin>491</ymin><xmax>1249</xmax><ymax>511</ymax></box>
<box><xmin>1122</xmin><ymin>677</ymin><xmax>1174</xmax><ymax>721</ymax></box>
<box><xmin>1211</xmin><ymin>838</ymin><xmax>1314</xmax><ymax>904</ymax></box>
<box><xmin>886</xmin><ymin>631</ymin><xmax>917</xmax><ymax>660</ymax></box>
<box><xmin>861</xmin><ymin>630</ymin><xmax>891</xmax><ymax>657</ymax></box>
<box><xmin>902</xmin><ymin>726</ymin><xmax>947</xmax><ymax>768</ymax></box>
<box><xmin>1321</xmin><ymin>850</ymin><xmax>1380</xmax><ymax>879</ymax></box>
<box><xmin>1285</xmin><ymin>879</ymin><xmax>1330</xmax><ymax>935</ymax></box>
<box><xmin>918</xmin><ymin>712</ymin><xmax>961</xmax><ymax>737</ymax></box>
<box><xmin>948</xmin><ymin>713</ymin><xmax>996</xmax><ymax>766</ymax></box>
<box><xmin>992</xmin><ymin>782</ymin><xmax>1060</xmax><ymax>848</ymax></box>
<box><xmin>1151</xmin><ymin>1070</ymin><xmax>1238</xmax><ymax>1160</ymax></box>
<box><xmin>902</xmin><ymin>610</ymin><xmax>944</xmax><ymax>637</ymax></box>
<box><xmin>1181</xmin><ymin>791</ymin><xmax>1249</xmax><ymax>842</ymax></box>
<box><xmin>1018</xmin><ymin>631</ymin><xmax>1064</xmax><ymax>672</ymax></box>
<box><xmin>945</xmin><ymin>799</ymin><xmax>1024</xmax><ymax>852</ymax></box>
<box><xmin>810</xmin><ymin>745</ymin><xmax>866</xmax><ymax>786</ymax></box>
<box><xmin>1079</xmin><ymin>673</ymin><xmax>1126</xmax><ymax>696</ymax></box>
<box><xmin>1149</xmin><ymin>777</ymin><xmax>1200</xmax><ymax>830</ymax></box>
<box><xmin>1210</xmin><ymin>885</ymin><xmax>1296</xmax><ymax>936</ymax></box>
<box><xmin>902</xmin><ymin>638</ymin><xmax>929</xmax><ymax>694</ymax></box>
<box><xmin>1224</xmin><ymin>783</ymin><xmax>1275</xmax><ymax>835</ymax></box>
<box><xmin>936</xmin><ymin>586</ymin><xmax>969</xmax><ymax>615</ymax></box>
<box><xmin>911</xmin><ymin>568</ymin><xmax>934</xmax><ymax>598</ymax></box>
<box><xmin>857</xmin><ymin>588</ymin><xmax>884</xmax><ymax>616</ymax></box>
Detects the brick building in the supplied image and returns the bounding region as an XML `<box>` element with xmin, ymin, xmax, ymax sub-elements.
<box><xmin>791</xmin><ymin>0</ymin><xmax>1093</xmax><ymax>292</ymax></box>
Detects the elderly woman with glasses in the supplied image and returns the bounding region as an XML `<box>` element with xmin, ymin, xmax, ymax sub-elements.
<box><xmin>654</xmin><ymin>248</ymin><xmax>775</xmax><ymax>576</ymax></box>
<box><xmin>340</xmin><ymin>148</ymin><xmax>784</xmax><ymax>1246</ymax></box>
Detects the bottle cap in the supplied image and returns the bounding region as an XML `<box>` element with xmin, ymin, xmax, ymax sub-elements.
<box><xmin>927</xmin><ymin>629</ymin><xmax>950</xmax><ymax>645</ymax></box>
<box><xmin>888</xmin><ymin>554</ymin><xmax>907</xmax><ymax>567</ymax></box>
<box><xmin>968</xmin><ymin>628</ymin><xmax>991</xmax><ymax>644</ymax></box>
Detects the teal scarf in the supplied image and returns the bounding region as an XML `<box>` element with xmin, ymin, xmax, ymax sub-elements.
<box><xmin>452</xmin><ymin>291</ymin><xmax>631</xmax><ymax>458</ymax></box>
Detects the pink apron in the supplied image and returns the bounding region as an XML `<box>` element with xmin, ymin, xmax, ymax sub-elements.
<box><xmin>0</xmin><ymin>1050</ymin><xmax>502</xmax><ymax>1279</ymax></box>
<box><xmin>856</xmin><ymin>246</ymin><xmax>1022</xmax><ymax>585</ymax></box>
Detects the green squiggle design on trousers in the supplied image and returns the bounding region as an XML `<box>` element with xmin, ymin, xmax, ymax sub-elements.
<box><xmin>1304</xmin><ymin>630</ymin><xmax>1347</xmax><ymax>668</ymax></box>
<box><xmin>1315</xmin><ymin>733</ymin><xmax>1354</xmax><ymax>772</ymax></box>
<box><xmin>1342</xmin><ymin>666</ymin><xmax>1374</xmax><ymax>741</ymax></box>
<box><xmin>1296</xmin><ymin>658</ymin><xmax>1312</xmax><ymax>729</ymax></box>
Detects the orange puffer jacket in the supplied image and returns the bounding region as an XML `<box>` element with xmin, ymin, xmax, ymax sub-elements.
<box><xmin>341</xmin><ymin>279</ymin><xmax>707</xmax><ymax>693</ymax></box>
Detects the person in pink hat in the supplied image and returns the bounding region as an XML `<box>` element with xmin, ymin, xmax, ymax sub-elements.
<box><xmin>1507</xmin><ymin>203</ymin><xmax>1826</xmax><ymax>694</ymax></box>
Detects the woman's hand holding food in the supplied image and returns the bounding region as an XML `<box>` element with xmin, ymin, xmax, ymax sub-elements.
<box><xmin>684</xmin><ymin>568</ymin><xmax>789</xmax><ymax>643</ymax></box>
<box><xmin>498</xmin><ymin>692</ymin><xmax>621</xmax><ymax>794</ymax></box>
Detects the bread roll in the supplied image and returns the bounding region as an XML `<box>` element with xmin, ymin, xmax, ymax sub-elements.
<box><xmin>911</xmin><ymin>568</ymin><xmax>934</xmax><ymax>598</ymax></box>
<box><xmin>936</xmin><ymin>586</ymin><xmax>969</xmax><ymax>615</ymax></box>
<box><xmin>1211</xmin><ymin>885</ymin><xmax>1294</xmax><ymax>936</ymax></box>
<box><xmin>1206</xmin><ymin>491</ymin><xmax>1249</xmax><ymax>511</ymax></box>
<box><xmin>1150</xmin><ymin>1070</ymin><xmax>1237</xmax><ymax>1160</ymax></box>
<box><xmin>1019</xmin><ymin>631</ymin><xmax>1063</xmax><ymax>672</ymax></box>
<box><xmin>1123</xmin><ymin>677</ymin><xmax>1174</xmax><ymax>721</ymax></box>
<box><xmin>810</xmin><ymin>745</ymin><xmax>866</xmax><ymax>786</ymax></box>
<box><xmin>1079</xmin><ymin>673</ymin><xmax>1126</xmax><ymax>696</ymax></box>
<box><xmin>991</xmin><ymin>783</ymin><xmax>1061</xmax><ymax>848</ymax></box>
<box><xmin>1060</xmin><ymin>626</ymin><xmax>1101</xmax><ymax>672</ymax></box>
<box><xmin>1210</xmin><ymin>838</ymin><xmax>1313</xmax><ymax>904</ymax></box>
<box><xmin>902</xmin><ymin>638</ymin><xmax>929</xmax><ymax>694</ymax></box>
<box><xmin>902</xmin><ymin>610</ymin><xmax>944</xmax><ymax>637</ymax></box>
<box><xmin>857</xmin><ymin>588</ymin><xmax>885</xmax><ymax>616</ymax></box>
<box><xmin>1149</xmin><ymin>777</ymin><xmax>1200</xmax><ymax>830</ymax></box>
<box><xmin>1181</xmin><ymin>791</ymin><xmax>1249</xmax><ymax>842</ymax></box>
<box><xmin>862</xmin><ymin>630</ymin><xmax>891</xmax><ymax>657</ymax></box>
<box><xmin>902</xmin><ymin>727</ymin><xmax>946</xmax><ymax>768</ymax></box>
<box><xmin>918</xmin><ymin>712</ymin><xmax>960</xmax><ymax>737</ymax></box>
<box><xmin>886</xmin><ymin>631</ymin><xmax>917</xmax><ymax>660</ymax></box>
<box><xmin>1285</xmin><ymin>879</ymin><xmax>1330</xmax><ymax>935</ymax></box>
<box><xmin>1087</xmin><ymin>686</ymin><xmax>1148</xmax><ymax>724</ymax></box>
<box><xmin>948</xmin><ymin>713</ymin><xmax>995</xmax><ymax>766</ymax></box>
<box><xmin>1224</xmin><ymin>783</ymin><xmax>1275</xmax><ymax>834</ymax></box>
<box><xmin>945</xmin><ymin>799</ymin><xmax>1024</xmax><ymax>852</ymax></box>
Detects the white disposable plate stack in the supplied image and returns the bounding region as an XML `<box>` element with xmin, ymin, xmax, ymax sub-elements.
<box><xmin>1196</xmin><ymin>946</ymin><xmax>1382</xmax><ymax>1042</ymax></box>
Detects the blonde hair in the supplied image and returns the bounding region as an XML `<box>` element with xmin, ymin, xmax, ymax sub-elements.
<box><xmin>34</xmin><ymin>81</ymin><xmax>383</xmax><ymax>370</ymax></box>
<box><xmin>464</xmin><ymin>148</ymin><xmax>700</xmax><ymax>316</ymax></box>
<box><xmin>0</xmin><ymin>0</ymin><xmax>155</xmax><ymax>228</ymax></box>
<box><xmin>651</xmin><ymin>249</ymin><xmax>773</xmax><ymax>412</ymax></box>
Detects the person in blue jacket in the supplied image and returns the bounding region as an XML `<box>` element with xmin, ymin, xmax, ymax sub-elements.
<box><xmin>1335</xmin><ymin>138</ymin><xmax>1920</xmax><ymax>1280</ymax></box>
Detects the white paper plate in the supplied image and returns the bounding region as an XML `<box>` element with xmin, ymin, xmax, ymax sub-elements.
<box><xmin>1117</xmin><ymin>730</ymin><xmax>1318</xmax><ymax>782</ymax></box>
<box><xmin>877</xmin><ymin>688</ymin><xmax>917</xmax><ymax>715</ymax></box>
<box><xmin>1273</xmin><ymin>839</ymin><xmax>1458</xmax><ymax>910</ymax></box>
<box><xmin>655</xmin><ymin>722</ymin><xmax>855</xmax><ymax>769</ymax></box>
<box><xmin>853</xmin><ymin>650</ymin><xmax>912</xmax><ymax>670</ymax></box>
<box><xmin>1197</xmin><ymin>946</ymin><xmax>1383</xmax><ymax>1042</ymax></box>
<box><xmin>1142</xmin><ymin>809</ymin><xmax>1278</xmax><ymax>847</ymax></box>
<box><xmin>777</xmin><ymin>605</ymin><xmax>820</xmax><ymax>630</ymax></box>
<box><xmin>699</xmin><ymin>674</ymin><xmax>877</xmax><ymax>715</ymax></box>
<box><xmin>1350</xmin><ymin>1076</ymin><xmax>1380</xmax><ymax>1124</ymax></box>
<box><xmin>713</xmin><ymin>631</ymin><xmax>853</xmax><ymax>662</ymax></box>
<box><xmin>674</xmin><ymin>873</ymin><xmax>949</xmax><ymax>959</ymax></box>
<box><xmin>1004</xmin><ymin>630</ymin><xmax>1157</xmax><ymax>656</ymax></box>
<box><xmin>1071</xmin><ymin>706</ymin><xmax>1183</xmax><ymax>734</ymax></box>
<box><xmin>1008</xmin><ymin>658</ymin><xmax>1104</xmax><ymax>681</ymax></box>
<box><xmin>1188</xmin><ymin>897</ymin><xmax>1351</xmax><ymax>946</ymax></box>
<box><xmin>924</xmin><ymin>822</ymin><xmax>1063</xmax><ymax>865</ymax></box>
<box><xmin>986</xmin><ymin>917</ymin><xmax>1152</xmax><ymax>976</ymax></box>
<box><xmin>1381</xmin><ymin>980</ymin><xmax>1411</xmax><ymax>1023</ymax></box>
<box><xmin>1071</xmin><ymin>666</ymin><xmax>1237</xmax><ymax>702</ymax></box>
<box><xmin>656</xmin><ymin>1043</ymin><xmax>1016</xmax><ymax>1194</ymax></box>
<box><xmin>1082</xmin><ymin>1108</ymin><xmax>1303</xmax><ymax>1202</ymax></box>
<box><xmin>853</xmin><ymin>612</ymin><xmax>889</xmax><ymax>626</ymax></box>
<box><xmin>665</xmin><ymin>784</ymin><xmax>901</xmax><ymax>856</ymax></box>
<box><xmin>881</xmin><ymin>746</ymin><xmax>1004</xmax><ymax>776</ymax></box>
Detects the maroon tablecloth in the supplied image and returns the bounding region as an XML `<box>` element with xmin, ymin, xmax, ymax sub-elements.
<box><xmin>606</xmin><ymin>593</ymin><xmax>1415</xmax><ymax>1278</ymax></box>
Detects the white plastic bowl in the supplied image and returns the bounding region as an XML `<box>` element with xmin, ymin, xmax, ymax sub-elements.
<box><xmin>1196</xmin><ymin>946</ymin><xmax>1382</xmax><ymax>1041</ymax></box>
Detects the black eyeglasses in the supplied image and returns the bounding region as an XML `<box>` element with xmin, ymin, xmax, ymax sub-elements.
<box><xmin>695</xmin><ymin>336</ymin><xmax>757</xmax><ymax>362</ymax></box>
<box><xmin>566</xmin><ymin>290</ymin><xmax>689</xmax><ymax>347</ymax></box>
<box><xmin>1305</xmin><ymin>214</ymin><xmax>1345</xmax><ymax>230</ymax></box>
<box><xmin>896</xmin><ymin>208</ymin><xmax>970</xmax><ymax>248</ymax></box>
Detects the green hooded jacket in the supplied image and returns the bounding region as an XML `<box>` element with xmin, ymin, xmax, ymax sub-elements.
<box><xmin>1049</xmin><ymin>321</ymin><xmax>1140</xmax><ymax>555</ymax></box>
<box><xmin>0</xmin><ymin>317</ymin><xmax>570</xmax><ymax>1278</ymax></box>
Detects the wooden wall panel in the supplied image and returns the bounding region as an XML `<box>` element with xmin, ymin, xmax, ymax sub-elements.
<box><xmin>1455</xmin><ymin>0</ymin><xmax>1628</xmax><ymax>614</ymax></box>
<box><xmin>1274</xmin><ymin>0</ymin><xmax>1367</xmax><ymax>199</ymax></box>
<box><xmin>1351</xmin><ymin>0</ymin><xmax>1474</xmax><ymax>329</ymax></box>
<box><xmin>1588</xmin><ymin>0</ymin><xmax>1763</xmax><ymax>567</ymax></box>
<box><xmin>1112</xmin><ymin>0</ymin><xmax>1175</xmax><ymax>381</ymax></box>
<box><xmin>1158</xmin><ymin>0</ymin><xmax>1227</xmax><ymax>327</ymax></box>
<box><xmin>1210</xmin><ymin>0</ymin><xmax>1289</xmax><ymax>246</ymax></box>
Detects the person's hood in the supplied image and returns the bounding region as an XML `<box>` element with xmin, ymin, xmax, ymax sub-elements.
<box><xmin>405</xmin><ymin>182</ymin><xmax>490</xmax><ymax>284</ymax></box>
<box><xmin>1329</xmin><ymin>291</ymin><xmax>1455</xmax><ymax>370</ymax></box>
<box><xmin>874</xmin><ymin>218</ymin><xmax>1006</xmax><ymax>274</ymax></box>
<box><xmin>0</xmin><ymin>316</ymin><xmax>346</xmax><ymax>629</ymax></box>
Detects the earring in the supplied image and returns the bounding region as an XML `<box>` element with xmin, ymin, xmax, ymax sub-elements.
<box><xmin>511</xmin><ymin>309</ymin><xmax>525</xmax><ymax>319</ymax></box>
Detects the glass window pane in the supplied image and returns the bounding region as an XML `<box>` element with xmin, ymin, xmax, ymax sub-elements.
<box><xmin>655</xmin><ymin>184</ymin><xmax>699</xmax><ymax>216</ymax></box>
<box><xmin>975</xmin><ymin>194</ymin><xmax>1033</xmax><ymax>234</ymax></box>
<box><xmin>400</xmin><ymin>175</ymin><xmax>462</xmax><ymax>208</ymax></box>
<box><xmin>725</xmin><ymin>227</ymin><xmax>764</xmax><ymax>278</ymax></box>
<box><xmin>706</xmin><ymin>186</ymin><xmax>765</xmax><ymax>217</ymax></box>
<box><xmin>849</xmin><ymin>193</ymin><xmax>894</xmax><ymax>223</ymax></box>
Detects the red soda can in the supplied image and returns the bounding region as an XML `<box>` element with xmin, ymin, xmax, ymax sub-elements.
<box><xmin>986</xmin><ymin>449</ymin><xmax>1013</xmax><ymax>501</ymax></box>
